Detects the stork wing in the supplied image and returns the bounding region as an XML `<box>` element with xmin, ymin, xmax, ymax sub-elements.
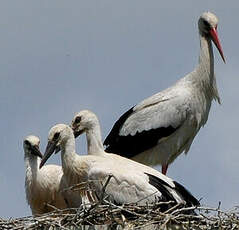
<box><xmin>122</xmin><ymin>95</ymin><xmax>186</xmax><ymax>135</ymax></box>
<box><xmin>104</xmin><ymin>87</ymin><xmax>190</xmax><ymax>156</ymax></box>
<box><xmin>88</xmin><ymin>158</ymin><xmax>199</xmax><ymax>207</ymax></box>
<box><xmin>88</xmin><ymin>165</ymin><xmax>172</xmax><ymax>205</ymax></box>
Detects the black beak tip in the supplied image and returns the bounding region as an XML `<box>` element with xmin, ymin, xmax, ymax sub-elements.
<box><xmin>39</xmin><ymin>162</ymin><xmax>44</xmax><ymax>169</ymax></box>
<box><xmin>54</xmin><ymin>145</ymin><xmax>61</xmax><ymax>154</ymax></box>
<box><xmin>39</xmin><ymin>156</ymin><xmax>48</xmax><ymax>169</ymax></box>
<box><xmin>39</xmin><ymin>140</ymin><xmax>57</xmax><ymax>169</ymax></box>
<box><xmin>74</xmin><ymin>130</ymin><xmax>83</xmax><ymax>138</ymax></box>
<box><xmin>32</xmin><ymin>146</ymin><xmax>43</xmax><ymax>159</ymax></box>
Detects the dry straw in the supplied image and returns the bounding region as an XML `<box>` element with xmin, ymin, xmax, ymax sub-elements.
<box><xmin>1</xmin><ymin>179</ymin><xmax>239</xmax><ymax>229</ymax></box>
<box><xmin>1</xmin><ymin>202</ymin><xmax>239</xmax><ymax>229</ymax></box>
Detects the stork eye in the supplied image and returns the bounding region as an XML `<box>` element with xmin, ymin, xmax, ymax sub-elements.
<box><xmin>53</xmin><ymin>132</ymin><xmax>60</xmax><ymax>140</ymax></box>
<box><xmin>203</xmin><ymin>20</ymin><xmax>210</xmax><ymax>28</ymax></box>
<box><xmin>24</xmin><ymin>140</ymin><xmax>31</xmax><ymax>146</ymax></box>
<box><xmin>75</xmin><ymin>116</ymin><xmax>81</xmax><ymax>123</ymax></box>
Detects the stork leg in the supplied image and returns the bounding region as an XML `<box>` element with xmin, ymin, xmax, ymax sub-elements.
<box><xmin>162</xmin><ymin>164</ymin><xmax>168</xmax><ymax>175</ymax></box>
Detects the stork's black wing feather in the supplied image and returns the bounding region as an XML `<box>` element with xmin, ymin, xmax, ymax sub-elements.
<box><xmin>173</xmin><ymin>181</ymin><xmax>200</xmax><ymax>207</ymax></box>
<box><xmin>145</xmin><ymin>173</ymin><xmax>176</xmax><ymax>202</ymax></box>
<box><xmin>104</xmin><ymin>107</ymin><xmax>177</xmax><ymax>158</ymax></box>
<box><xmin>104</xmin><ymin>106</ymin><xmax>134</xmax><ymax>146</ymax></box>
<box><xmin>146</xmin><ymin>173</ymin><xmax>199</xmax><ymax>208</ymax></box>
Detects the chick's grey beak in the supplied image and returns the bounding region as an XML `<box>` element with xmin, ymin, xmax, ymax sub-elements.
<box><xmin>39</xmin><ymin>141</ymin><xmax>57</xmax><ymax>169</ymax></box>
<box><xmin>74</xmin><ymin>130</ymin><xmax>83</xmax><ymax>138</ymax></box>
<box><xmin>31</xmin><ymin>145</ymin><xmax>43</xmax><ymax>158</ymax></box>
<box><xmin>70</xmin><ymin>123</ymin><xmax>83</xmax><ymax>138</ymax></box>
<box><xmin>54</xmin><ymin>145</ymin><xmax>61</xmax><ymax>154</ymax></box>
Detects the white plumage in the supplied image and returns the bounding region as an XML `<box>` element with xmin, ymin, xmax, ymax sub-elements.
<box><xmin>39</xmin><ymin>111</ymin><xmax>199</xmax><ymax>208</ymax></box>
<box><xmin>24</xmin><ymin>135</ymin><xmax>80</xmax><ymax>215</ymax></box>
<box><xmin>104</xmin><ymin>12</ymin><xmax>225</xmax><ymax>175</ymax></box>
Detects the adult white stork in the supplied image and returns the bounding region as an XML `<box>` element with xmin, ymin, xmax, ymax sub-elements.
<box><xmin>39</xmin><ymin>118</ymin><xmax>198</xmax><ymax>209</ymax></box>
<box><xmin>24</xmin><ymin>135</ymin><xmax>80</xmax><ymax>215</ymax></box>
<box><xmin>103</xmin><ymin>12</ymin><xmax>225</xmax><ymax>175</ymax></box>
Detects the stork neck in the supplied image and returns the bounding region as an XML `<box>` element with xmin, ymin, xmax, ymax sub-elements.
<box><xmin>60</xmin><ymin>135</ymin><xmax>77</xmax><ymax>170</ymax></box>
<box><xmin>25</xmin><ymin>154</ymin><xmax>40</xmax><ymax>180</ymax></box>
<box><xmin>197</xmin><ymin>34</ymin><xmax>214</xmax><ymax>81</ymax></box>
<box><xmin>86</xmin><ymin>123</ymin><xmax>105</xmax><ymax>155</ymax></box>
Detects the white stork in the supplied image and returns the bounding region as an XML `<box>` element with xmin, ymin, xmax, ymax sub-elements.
<box><xmin>39</xmin><ymin>120</ymin><xmax>199</xmax><ymax>209</ymax></box>
<box><xmin>103</xmin><ymin>12</ymin><xmax>225</xmax><ymax>175</ymax></box>
<box><xmin>24</xmin><ymin>135</ymin><xmax>80</xmax><ymax>215</ymax></box>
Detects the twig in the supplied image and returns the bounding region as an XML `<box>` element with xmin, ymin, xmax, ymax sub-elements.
<box><xmin>1</xmin><ymin>185</ymin><xmax>239</xmax><ymax>230</ymax></box>
<box><xmin>100</xmin><ymin>174</ymin><xmax>113</xmax><ymax>203</ymax></box>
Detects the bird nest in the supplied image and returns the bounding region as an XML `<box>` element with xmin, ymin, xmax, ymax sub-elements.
<box><xmin>1</xmin><ymin>179</ymin><xmax>239</xmax><ymax>229</ymax></box>
<box><xmin>1</xmin><ymin>202</ymin><xmax>239</xmax><ymax>230</ymax></box>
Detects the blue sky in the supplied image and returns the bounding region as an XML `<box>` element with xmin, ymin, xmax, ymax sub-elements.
<box><xmin>0</xmin><ymin>1</ymin><xmax>238</xmax><ymax>218</ymax></box>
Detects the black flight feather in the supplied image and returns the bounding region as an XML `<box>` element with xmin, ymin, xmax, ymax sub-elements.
<box><xmin>146</xmin><ymin>173</ymin><xmax>199</xmax><ymax>208</ymax></box>
<box><xmin>104</xmin><ymin>106</ymin><xmax>177</xmax><ymax>158</ymax></box>
<box><xmin>145</xmin><ymin>173</ymin><xmax>176</xmax><ymax>202</ymax></box>
<box><xmin>173</xmin><ymin>181</ymin><xmax>200</xmax><ymax>207</ymax></box>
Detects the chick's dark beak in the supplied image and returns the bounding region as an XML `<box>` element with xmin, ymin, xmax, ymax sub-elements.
<box><xmin>54</xmin><ymin>145</ymin><xmax>61</xmax><ymax>154</ymax></box>
<box><xmin>39</xmin><ymin>141</ymin><xmax>57</xmax><ymax>169</ymax></box>
<box><xmin>31</xmin><ymin>145</ymin><xmax>43</xmax><ymax>158</ymax></box>
<box><xmin>70</xmin><ymin>123</ymin><xmax>83</xmax><ymax>138</ymax></box>
<box><xmin>74</xmin><ymin>129</ymin><xmax>84</xmax><ymax>138</ymax></box>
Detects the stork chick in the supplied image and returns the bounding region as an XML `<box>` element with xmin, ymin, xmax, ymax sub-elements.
<box><xmin>103</xmin><ymin>12</ymin><xmax>225</xmax><ymax>175</ymax></box>
<box><xmin>40</xmin><ymin>120</ymin><xmax>199</xmax><ymax>209</ymax></box>
<box><xmin>24</xmin><ymin>135</ymin><xmax>79</xmax><ymax>215</ymax></box>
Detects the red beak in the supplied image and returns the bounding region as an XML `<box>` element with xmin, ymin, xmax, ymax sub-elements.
<box><xmin>209</xmin><ymin>28</ymin><xmax>225</xmax><ymax>63</ymax></box>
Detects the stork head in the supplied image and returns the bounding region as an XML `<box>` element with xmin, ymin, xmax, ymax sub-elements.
<box><xmin>198</xmin><ymin>12</ymin><xmax>225</xmax><ymax>62</ymax></box>
<box><xmin>39</xmin><ymin>124</ymin><xmax>73</xmax><ymax>168</ymax></box>
<box><xmin>23</xmin><ymin>135</ymin><xmax>42</xmax><ymax>158</ymax></box>
<box><xmin>71</xmin><ymin>110</ymin><xmax>99</xmax><ymax>138</ymax></box>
